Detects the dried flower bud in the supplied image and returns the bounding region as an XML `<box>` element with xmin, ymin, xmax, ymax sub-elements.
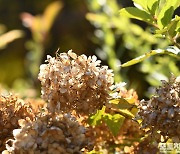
<box><xmin>137</xmin><ymin>75</ymin><xmax>180</xmax><ymax>142</ymax></box>
<box><xmin>38</xmin><ymin>50</ymin><xmax>114</xmax><ymax>115</ymax></box>
<box><xmin>0</xmin><ymin>94</ymin><xmax>34</xmax><ymax>152</ymax></box>
<box><xmin>4</xmin><ymin>113</ymin><xmax>90</xmax><ymax>154</ymax></box>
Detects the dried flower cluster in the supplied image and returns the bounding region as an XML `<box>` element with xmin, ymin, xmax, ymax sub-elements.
<box><xmin>2</xmin><ymin>50</ymin><xmax>178</xmax><ymax>153</ymax></box>
<box><xmin>25</xmin><ymin>98</ymin><xmax>46</xmax><ymax>113</ymax></box>
<box><xmin>0</xmin><ymin>94</ymin><xmax>34</xmax><ymax>152</ymax></box>
<box><xmin>38</xmin><ymin>50</ymin><xmax>114</xmax><ymax>115</ymax></box>
<box><xmin>137</xmin><ymin>76</ymin><xmax>180</xmax><ymax>142</ymax></box>
<box><xmin>4</xmin><ymin>113</ymin><xmax>90</xmax><ymax>154</ymax></box>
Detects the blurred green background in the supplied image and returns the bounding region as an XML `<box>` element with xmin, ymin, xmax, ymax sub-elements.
<box><xmin>0</xmin><ymin>0</ymin><xmax>179</xmax><ymax>99</ymax></box>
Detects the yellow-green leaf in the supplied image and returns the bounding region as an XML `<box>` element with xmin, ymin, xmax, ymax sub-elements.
<box><xmin>174</xmin><ymin>16</ymin><xmax>180</xmax><ymax>32</ymax></box>
<box><xmin>147</xmin><ymin>0</ymin><xmax>159</xmax><ymax>15</ymax></box>
<box><xmin>117</xmin><ymin>109</ymin><xmax>135</xmax><ymax>119</ymax></box>
<box><xmin>103</xmin><ymin>113</ymin><xmax>125</xmax><ymax>136</ymax></box>
<box><xmin>120</xmin><ymin>7</ymin><xmax>153</xmax><ymax>24</ymax></box>
<box><xmin>175</xmin><ymin>21</ymin><xmax>180</xmax><ymax>32</ymax></box>
<box><xmin>110</xmin><ymin>98</ymin><xmax>135</xmax><ymax>109</ymax></box>
<box><xmin>133</xmin><ymin>0</ymin><xmax>159</xmax><ymax>16</ymax></box>
<box><xmin>88</xmin><ymin>106</ymin><xmax>106</xmax><ymax>126</ymax></box>
<box><xmin>121</xmin><ymin>48</ymin><xmax>180</xmax><ymax>67</ymax></box>
<box><xmin>132</xmin><ymin>0</ymin><xmax>148</xmax><ymax>11</ymax></box>
<box><xmin>125</xmin><ymin>97</ymin><xmax>137</xmax><ymax>104</ymax></box>
<box><xmin>167</xmin><ymin>16</ymin><xmax>180</xmax><ymax>37</ymax></box>
<box><xmin>121</xmin><ymin>50</ymin><xmax>162</xmax><ymax>67</ymax></box>
<box><xmin>157</xmin><ymin>0</ymin><xmax>180</xmax><ymax>29</ymax></box>
<box><xmin>130</xmin><ymin>107</ymin><xmax>139</xmax><ymax>115</ymax></box>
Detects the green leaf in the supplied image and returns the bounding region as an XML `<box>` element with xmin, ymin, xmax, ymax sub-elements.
<box><xmin>171</xmin><ymin>0</ymin><xmax>180</xmax><ymax>10</ymax></box>
<box><xmin>88</xmin><ymin>106</ymin><xmax>106</xmax><ymax>126</ymax></box>
<box><xmin>121</xmin><ymin>50</ymin><xmax>162</xmax><ymax>67</ymax></box>
<box><xmin>117</xmin><ymin>109</ymin><xmax>135</xmax><ymax>119</ymax></box>
<box><xmin>155</xmin><ymin>0</ymin><xmax>166</xmax><ymax>16</ymax></box>
<box><xmin>175</xmin><ymin>21</ymin><xmax>180</xmax><ymax>32</ymax></box>
<box><xmin>167</xmin><ymin>16</ymin><xmax>180</xmax><ymax>37</ymax></box>
<box><xmin>125</xmin><ymin>97</ymin><xmax>138</xmax><ymax>104</ymax></box>
<box><xmin>110</xmin><ymin>98</ymin><xmax>135</xmax><ymax>109</ymax></box>
<box><xmin>174</xmin><ymin>16</ymin><xmax>180</xmax><ymax>32</ymax></box>
<box><xmin>132</xmin><ymin>0</ymin><xmax>148</xmax><ymax>10</ymax></box>
<box><xmin>147</xmin><ymin>0</ymin><xmax>159</xmax><ymax>15</ymax></box>
<box><xmin>121</xmin><ymin>48</ymin><xmax>180</xmax><ymax>67</ymax></box>
<box><xmin>133</xmin><ymin>0</ymin><xmax>159</xmax><ymax>16</ymax></box>
<box><xmin>155</xmin><ymin>27</ymin><xmax>168</xmax><ymax>35</ymax></box>
<box><xmin>130</xmin><ymin>107</ymin><xmax>139</xmax><ymax>115</ymax></box>
<box><xmin>157</xmin><ymin>0</ymin><xmax>180</xmax><ymax>29</ymax></box>
<box><xmin>119</xmin><ymin>7</ymin><xmax>153</xmax><ymax>24</ymax></box>
<box><xmin>103</xmin><ymin>113</ymin><xmax>125</xmax><ymax>136</ymax></box>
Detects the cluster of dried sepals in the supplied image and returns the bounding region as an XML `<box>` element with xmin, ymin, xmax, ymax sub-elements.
<box><xmin>1</xmin><ymin>50</ymin><xmax>179</xmax><ymax>154</ymax></box>
<box><xmin>1</xmin><ymin>95</ymin><xmax>91</xmax><ymax>154</ymax></box>
<box><xmin>0</xmin><ymin>94</ymin><xmax>34</xmax><ymax>152</ymax></box>
<box><xmin>138</xmin><ymin>76</ymin><xmax>180</xmax><ymax>142</ymax></box>
<box><xmin>1</xmin><ymin>50</ymin><xmax>114</xmax><ymax>154</ymax></box>
<box><xmin>38</xmin><ymin>50</ymin><xmax>114</xmax><ymax>115</ymax></box>
<box><xmin>4</xmin><ymin>113</ymin><xmax>90</xmax><ymax>154</ymax></box>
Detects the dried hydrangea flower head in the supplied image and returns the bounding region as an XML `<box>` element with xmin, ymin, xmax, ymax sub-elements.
<box><xmin>137</xmin><ymin>75</ymin><xmax>180</xmax><ymax>142</ymax></box>
<box><xmin>25</xmin><ymin>98</ymin><xmax>47</xmax><ymax>113</ymax></box>
<box><xmin>5</xmin><ymin>113</ymin><xmax>90</xmax><ymax>154</ymax></box>
<box><xmin>0</xmin><ymin>94</ymin><xmax>34</xmax><ymax>152</ymax></box>
<box><xmin>38</xmin><ymin>50</ymin><xmax>114</xmax><ymax>115</ymax></box>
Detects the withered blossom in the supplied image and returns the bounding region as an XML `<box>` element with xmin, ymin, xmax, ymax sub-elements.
<box><xmin>4</xmin><ymin>113</ymin><xmax>91</xmax><ymax>154</ymax></box>
<box><xmin>137</xmin><ymin>75</ymin><xmax>180</xmax><ymax>142</ymax></box>
<box><xmin>38</xmin><ymin>50</ymin><xmax>114</xmax><ymax>115</ymax></box>
<box><xmin>0</xmin><ymin>94</ymin><xmax>34</xmax><ymax>152</ymax></box>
